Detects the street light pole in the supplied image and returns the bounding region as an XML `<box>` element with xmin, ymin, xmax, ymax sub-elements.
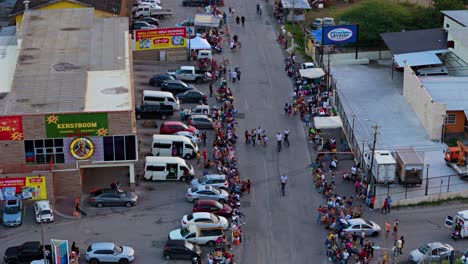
<box><xmin>369</xmin><ymin>124</ymin><xmax>379</xmax><ymax>196</ymax></box>
<box><xmin>425</xmin><ymin>164</ymin><xmax>430</xmax><ymax>195</ymax></box>
<box><xmin>40</xmin><ymin>214</ymin><xmax>47</xmax><ymax>263</ymax></box>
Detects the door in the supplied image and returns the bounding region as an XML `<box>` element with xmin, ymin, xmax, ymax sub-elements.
<box><xmin>185</xmin><ymin>233</ymin><xmax>197</xmax><ymax>243</ymax></box>
<box><xmin>166</xmin><ymin>163</ymin><xmax>179</xmax><ymax>179</ymax></box>
<box><xmin>173</xmin><ymin>141</ymin><xmax>184</xmax><ymax>157</ymax></box>
<box><xmin>361</xmin><ymin>224</ymin><xmax>373</xmax><ymax>236</ymax></box>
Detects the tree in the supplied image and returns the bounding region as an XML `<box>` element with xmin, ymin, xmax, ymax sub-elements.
<box><xmin>433</xmin><ymin>0</ymin><xmax>464</xmax><ymax>11</ymax></box>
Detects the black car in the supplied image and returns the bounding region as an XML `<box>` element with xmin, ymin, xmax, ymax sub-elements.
<box><xmin>176</xmin><ymin>90</ymin><xmax>207</xmax><ymax>104</ymax></box>
<box><xmin>161</xmin><ymin>80</ymin><xmax>195</xmax><ymax>94</ymax></box>
<box><xmin>182</xmin><ymin>0</ymin><xmax>208</xmax><ymax>6</ymax></box>
<box><xmin>135</xmin><ymin>104</ymin><xmax>174</xmax><ymax>120</ymax></box>
<box><xmin>131</xmin><ymin>21</ymin><xmax>155</xmax><ymax>30</ymax></box>
<box><xmin>139</xmin><ymin>17</ymin><xmax>160</xmax><ymax>26</ymax></box>
<box><xmin>149</xmin><ymin>74</ymin><xmax>175</xmax><ymax>87</ymax></box>
<box><xmin>163</xmin><ymin>240</ymin><xmax>202</xmax><ymax>260</ymax></box>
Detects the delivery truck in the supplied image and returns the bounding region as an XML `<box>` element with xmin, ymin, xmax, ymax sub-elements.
<box><xmin>394</xmin><ymin>148</ymin><xmax>424</xmax><ymax>185</ymax></box>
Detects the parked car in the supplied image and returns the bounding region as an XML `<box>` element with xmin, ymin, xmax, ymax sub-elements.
<box><xmin>322</xmin><ymin>17</ymin><xmax>336</xmax><ymax>27</ymax></box>
<box><xmin>409</xmin><ymin>242</ymin><xmax>453</xmax><ymax>263</ymax></box>
<box><xmin>175</xmin><ymin>131</ymin><xmax>200</xmax><ymax>144</ymax></box>
<box><xmin>186</xmin><ymin>114</ymin><xmax>214</xmax><ymax>129</ymax></box>
<box><xmin>163</xmin><ymin>240</ymin><xmax>202</xmax><ymax>261</ymax></box>
<box><xmin>135</xmin><ymin>104</ymin><xmax>174</xmax><ymax>120</ymax></box>
<box><xmin>88</xmin><ymin>188</ymin><xmax>138</xmax><ymax>208</ymax></box>
<box><xmin>337</xmin><ymin>218</ymin><xmax>381</xmax><ymax>237</ymax></box>
<box><xmin>168</xmin><ymin>225</ymin><xmax>224</xmax><ymax>246</ymax></box>
<box><xmin>186</xmin><ymin>185</ymin><xmax>228</xmax><ymax>203</ymax></box>
<box><xmin>2</xmin><ymin>196</ymin><xmax>23</xmax><ymax>227</ymax></box>
<box><xmin>190</xmin><ymin>174</ymin><xmax>228</xmax><ymax>190</ymax></box>
<box><xmin>161</xmin><ymin>80</ymin><xmax>195</xmax><ymax>94</ymax></box>
<box><xmin>181</xmin><ymin>212</ymin><xmax>229</xmax><ymax>229</ymax></box>
<box><xmin>193</xmin><ymin>200</ymin><xmax>233</xmax><ymax>217</ymax></box>
<box><xmin>34</xmin><ymin>200</ymin><xmax>54</xmax><ymax>223</ymax></box>
<box><xmin>167</xmin><ymin>66</ymin><xmax>211</xmax><ymax>84</ymax></box>
<box><xmin>138</xmin><ymin>16</ymin><xmax>160</xmax><ymax>26</ymax></box>
<box><xmin>300</xmin><ymin>62</ymin><xmax>316</xmax><ymax>69</ymax></box>
<box><xmin>177</xmin><ymin>90</ymin><xmax>207</xmax><ymax>104</ymax></box>
<box><xmin>160</xmin><ymin>121</ymin><xmax>199</xmax><ymax>135</ymax></box>
<box><xmin>149</xmin><ymin>74</ymin><xmax>174</xmax><ymax>86</ymax></box>
<box><xmin>85</xmin><ymin>242</ymin><xmax>135</xmax><ymax>264</ymax></box>
<box><xmin>131</xmin><ymin>21</ymin><xmax>156</xmax><ymax>30</ymax></box>
<box><xmin>4</xmin><ymin>241</ymin><xmax>52</xmax><ymax>264</ymax></box>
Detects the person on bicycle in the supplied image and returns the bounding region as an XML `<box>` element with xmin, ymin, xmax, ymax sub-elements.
<box><xmin>276</xmin><ymin>132</ymin><xmax>282</xmax><ymax>152</ymax></box>
<box><xmin>284</xmin><ymin>129</ymin><xmax>289</xmax><ymax>146</ymax></box>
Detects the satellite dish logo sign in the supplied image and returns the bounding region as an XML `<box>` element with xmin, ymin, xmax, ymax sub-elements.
<box><xmin>323</xmin><ymin>25</ymin><xmax>358</xmax><ymax>45</ymax></box>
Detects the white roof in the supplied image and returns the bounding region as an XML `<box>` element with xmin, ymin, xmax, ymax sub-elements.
<box><xmin>457</xmin><ymin>210</ymin><xmax>468</xmax><ymax>220</ymax></box>
<box><xmin>299</xmin><ymin>68</ymin><xmax>325</xmax><ymax>79</ymax></box>
<box><xmin>394</xmin><ymin>50</ymin><xmax>446</xmax><ymax>67</ymax></box>
<box><xmin>373</xmin><ymin>151</ymin><xmax>396</xmax><ymax>164</ymax></box>
<box><xmin>313</xmin><ymin>116</ymin><xmax>343</xmax><ymax>129</ymax></box>
<box><xmin>143</xmin><ymin>90</ymin><xmax>175</xmax><ymax>97</ymax></box>
<box><xmin>187</xmin><ymin>36</ymin><xmax>211</xmax><ymax>50</ymax></box>
<box><xmin>181</xmin><ymin>66</ymin><xmax>195</xmax><ymax>70</ymax></box>
<box><xmin>91</xmin><ymin>242</ymin><xmax>116</xmax><ymax>250</ymax></box>
<box><xmin>442</xmin><ymin>10</ymin><xmax>468</xmax><ymax>26</ymax></box>
<box><xmin>421</xmin><ymin>77</ymin><xmax>468</xmax><ymax>112</ymax></box>
<box><xmin>145</xmin><ymin>156</ymin><xmax>186</xmax><ymax>163</ymax></box>
<box><xmin>152</xmin><ymin>134</ymin><xmax>192</xmax><ymax>142</ymax></box>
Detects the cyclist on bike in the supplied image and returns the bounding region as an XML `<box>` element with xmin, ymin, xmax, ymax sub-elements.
<box><xmin>276</xmin><ymin>132</ymin><xmax>282</xmax><ymax>152</ymax></box>
<box><xmin>284</xmin><ymin>129</ymin><xmax>290</xmax><ymax>147</ymax></box>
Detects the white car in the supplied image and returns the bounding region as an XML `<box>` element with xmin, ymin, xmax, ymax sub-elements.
<box><xmin>190</xmin><ymin>174</ymin><xmax>229</xmax><ymax>190</ymax></box>
<box><xmin>175</xmin><ymin>131</ymin><xmax>200</xmax><ymax>144</ymax></box>
<box><xmin>34</xmin><ymin>200</ymin><xmax>54</xmax><ymax>223</ymax></box>
<box><xmin>85</xmin><ymin>242</ymin><xmax>135</xmax><ymax>264</ymax></box>
<box><xmin>409</xmin><ymin>242</ymin><xmax>453</xmax><ymax>263</ymax></box>
<box><xmin>181</xmin><ymin>212</ymin><xmax>229</xmax><ymax>230</ymax></box>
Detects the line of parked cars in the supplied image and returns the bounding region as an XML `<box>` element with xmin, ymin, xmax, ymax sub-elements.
<box><xmin>2</xmin><ymin>196</ymin><xmax>54</xmax><ymax>228</ymax></box>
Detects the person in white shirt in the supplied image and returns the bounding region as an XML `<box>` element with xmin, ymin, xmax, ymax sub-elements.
<box><xmin>276</xmin><ymin>132</ymin><xmax>282</xmax><ymax>152</ymax></box>
<box><xmin>280</xmin><ymin>175</ymin><xmax>288</xmax><ymax>196</ymax></box>
<box><xmin>230</xmin><ymin>69</ymin><xmax>237</xmax><ymax>83</ymax></box>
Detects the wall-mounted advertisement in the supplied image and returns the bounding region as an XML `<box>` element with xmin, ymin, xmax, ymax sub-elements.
<box><xmin>64</xmin><ymin>137</ymin><xmax>103</xmax><ymax>163</ymax></box>
<box><xmin>51</xmin><ymin>239</ymin><xmax>69</xmax><ymax>264</ymax></box>
<box><xmin>45</xmin><ymin>113</ymin><xmax>108</xmax><ymax>138</ymax></box>
<box><xmin>0</xmin><ymin>176</ymin><xmax>47</xmax><ymax>201</ymax></box>
<box><xmin>0</xmin><ymin>116</ymin><xmax>23</xmax><ymax>141</ymax></box>
<box><xmin>135</xmin><ymin>27</ymin><xmax>187</xmax><ymax>50</ymax></box>
<box><xmin>322</xmin><ymin>25</ymin><xmax>359</xmax><ymax>45</ymax></box>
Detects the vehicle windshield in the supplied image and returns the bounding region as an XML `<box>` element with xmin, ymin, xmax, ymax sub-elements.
<box><xmin>187</xmin><ymin>214</ymin><xmax>194</xmax><ymax>221</ymax></box>
<box><xmin>197</xmin><ymin>176</ymin><xmax>207</xmax><ymax>183</ymax></box>
<box><xmin>211</xmin><ymin>188</ymin><xmax>220</xmax><ymax>195</ymax></box>
<box><xmin>40</xmin><ymin>210</ymin><xmax>52</xmax><ymax>215</ymax></box>
<box><xmin>214</xmin><ymin>201</ymin><xmax>223</xmax><ymax>209</ymax></box>
<box><xmin>4</xmin><ymin>206</ymin><xmax>20</xmax><ymax>214</ymax></box>
<box><xmin>181</xmin><ymin>228</ymin><xmax>190</xmax><ymax>237</ymax></box>
<box><xmin>113</xmin><ymin>244</ymin><xmax>123</xmax><ymax>254</ymax></box>
<box><xmin>365</xmin><ymin>220</ymin><xmax>373</xmax><ymax>226</ymax></box>
<box><xmin>419</xmin><ymin>244</ymin><xmax>431</xmax><ymax>254</ymax></box>
<box><xmin>185</xmin><ymin>162</ymin><xmax>193</xmax><ymax>170</ymax></box>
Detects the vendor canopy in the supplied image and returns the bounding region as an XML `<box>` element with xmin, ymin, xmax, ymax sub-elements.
<box><xmin>194</xmin><ymin>13</ymin><xmax>221</xmax><ymax>27</ymax></box>
<box><xmin>299</xmin><ymin>68</ymin><xmax>325</xmax><ymax>79</ymax></box>
<box><xmin>281</xmin><ymin>0</ymin><xmax>311</xmax><ymax>9</ymax></box>
<box><xmin>314</xmin><ymin>116</ymin><xmax>343</xmax><ymax>129</ymax></box>
<box><xmin>187</xmin><ymin>36</ymin><xmax>211</xmax><ymax>50</ymax></box>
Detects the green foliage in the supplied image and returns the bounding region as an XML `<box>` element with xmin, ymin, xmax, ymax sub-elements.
<box><xmin>433</xmin><ymin>0</ymin><xmax>464</xmax><ymax>11</ymax></box>
<box><xmin>335</xmin><ymin>0</ymin><xmax>446</xmax><ymax>46</ymax></box>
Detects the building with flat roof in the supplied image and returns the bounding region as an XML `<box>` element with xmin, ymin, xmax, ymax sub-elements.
<box><xmin>0</xmin><ymin>8</ymin><xmax>136</xmax><ymax>202</ymax></box>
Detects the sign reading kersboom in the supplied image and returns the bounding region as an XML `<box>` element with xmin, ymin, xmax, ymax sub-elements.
<box><xmin>45</xmin><ymin>113</ymin><xmax>108</xmax><ymax>138</ymax></box>
<box><xmin>135</xmin><ymin>27</ymin><xmax>186</xmax><ymax>50</ymax></box>
<box><xmin>322</xmin><ymin>25</ymin><xmax>359</xmax><ymax>45</ymax></box>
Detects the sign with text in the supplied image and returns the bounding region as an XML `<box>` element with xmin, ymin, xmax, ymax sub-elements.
<box><xmin>322</xmin><ymin>25</ymin><xmax>359</xmax><ymax>45</ymax></box>
<box><xmin>45</xmin><ymin>113</ymin><xmax>108</xmax><ymax>138</ymax></box>
<box><xmin>51</xmin><ymin>239</ymin><xmax>69</xmax><ymax>264</ymax></box>
<box><xmin>135</xmin><ymin>27</ymin><xmax>187</xmax><ymax>50</ymax></box>
<box><xmin>0</xmin><ymin>176</ymin><xmax>47</xmax><ymax>200</ymax></box>
<box><xmin>0</xmin><ymin>116</ymin><xmax>23</xmax><ymax>141</ymax></box>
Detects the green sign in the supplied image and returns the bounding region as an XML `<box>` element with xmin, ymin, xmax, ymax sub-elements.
<box><xmin>45</xmin><ymin>113</ymin><xmax>108</xmax><ymax>138</ymax></box>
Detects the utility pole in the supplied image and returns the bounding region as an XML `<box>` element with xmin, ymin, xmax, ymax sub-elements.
<box><xmin>369</xmin><ymin>124</ymin><xmax>379</xmax><ymax>196</ymax></box>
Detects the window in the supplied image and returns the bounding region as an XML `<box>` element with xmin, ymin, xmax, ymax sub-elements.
<box><xmin>153</xmin><ymin>143</ymin><xmax>172</xmax><ymax>148</ymax></box>
<box><xmin>146</xmin><ymin>165</ymin><xmax>165</xmax><ymax>171</ymax></box>
<box><xmin>144</xmin><ymin>96</ymin><xmax>164</xmax><ymax>102</ymax></box>
<box><xmin>445</xmin><ymin>114</ymin><xmax>456</xmax><ymax>124</ymax></box>
<box><xmin>103</xmin><ymin>135</ymin><xmax>137</xmax><ymax>161</ymax></box>
<box><xmin>24</xmin><ymin>139</ymin><xmax>65</xmax><ymax>164</ymax></box>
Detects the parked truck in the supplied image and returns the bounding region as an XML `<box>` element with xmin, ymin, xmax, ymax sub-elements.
<box><xmin>394</xmin><ymin>148</ymin><xmax>424</xmax><ymax>185</ymax></box>
<box><xmin>444</xmin><ymin>140</ymin><xmax>468</xmax><ymax>177</ymax></box>
<box><xmin>4</xmin><ymin>241</ymin><xmax>52</xmax><ymax>264</ymax></box>
<box><xmin>168</xmin><ymin>225</ymin><xmax>224</xmax><ymax>246</ymax></box>
<box><xmin>167</xmin><ymin>66</ymin><xmax>212</xmax><ymax>84</ymax></box>
<box><xmin>133</xmin><ymin>5</ymin><xmax>172</xmax><ymax>19</ymax></box>
<box><xmin>364</xmin><ymin>150</ymin><xmax>396</xmax><ymax>184</ymax></box>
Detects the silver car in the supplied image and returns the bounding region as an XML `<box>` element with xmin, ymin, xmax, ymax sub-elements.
<box><xmin>338</xmin><ymin>218</ymin><xmax>381</xmax><ymax>237</ymax></box>
<box><xmin>186</xmin><ymin>185</ymin><xmax>229</xmax><ymax>203</ymax></box>
<box><xmin>85</xmin><ymin>242</ymin><xmax>135</xmax><ymax>264</ymax></box>
<box><xmin>190</xmin><ymin>174</ymin><xmax>229</xmax><ymax>190</ymax></box>
<box><xmin>88</xmin><ymin>188</ymin><xmax>138</xmax><ymax>208</ymax></box>
<box><xmin>409</xmin><ymin>242</ymin><xmax>453</xmax><ymax>263</ymax></box>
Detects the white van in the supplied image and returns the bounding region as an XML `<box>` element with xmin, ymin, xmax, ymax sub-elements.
<box><xmin>152</xmin><ymin>134</ymin><xmax>198</xmax><ymax>159</ymax></box>
<box><xmin>144</xmin><ymin>156</ymin><xmax>195</xmax><ymax>181</ymax></box>
<box><xmin>142</xmin><ymin>90</ymin><xmax>180</xmax><ymax>110</ymax></box>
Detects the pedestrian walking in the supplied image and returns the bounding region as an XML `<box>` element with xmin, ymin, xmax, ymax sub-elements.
<box><xmin>359</xmin><ymin>230</ymin><xmax>365</xmax><ymax>247</ymax></box>
<box><xmin>231</xmin><ymin>69</ymin><xmax>238</xmax><ymax>82</ymax></box>
<box><xmin>370</xmin><ymin>195</ymin><xmax>376</xmax><ymax>210</ymax></box>
<box><xmin>283</xmin><ymin>129</ymin><xmax>289</xmax><ymax>147</ymax></box>
<box><xmin>246</xmin><ymin>179</ymin><xmax>251</xmax><ymax>194</ymax></box>
<box><xmin>262</xmin><ymin>131</ymin><xmax>268</xmax><ymax>146</ymax></box>
<box><xmin>202</xmin><ymin>148</ymin><xmax>207</xmax><ymax>164</ymax></box>
<box><xmin>284</xmin><ymin>103</ymin><xmax>289</xmax><ymax>116</ymax></box>
<box><xmin>75</xmin><ymin>203</ymin><xmax>87</xmax><ymax>217</ymax></box>
<box><xmin>251</xmin><ymin>129</ymin><xmax>256</xmax><ymax>147</ymax></box>
<box><xmin>396</xmin><ymin>236</ymin><xmax>404</xmax><ymax>254</ymax></box>
<box><xmin>209</xmin><ymin>82</ymin><xmax>213</xmax><ymax>97</ymax></box>
<box><xmin>236</xmin><ymin>67</ymin><xmax>241</xmax><ymax>81</ymax></box>
<box><xmin>387</xmin><ymin>196</ymin><xmax>392</xmax><ymax>213</ymax></box>
<box><xmin>393</xmin><ymin>221</ymin><xmax>399</xmax><ymax>241</ymax></box>
<box><xmin>385</xmin><ymin>220</ymin><xmax>391</xmax><ymax>238</ymax></box>
<box><xmin>228</xmin><ymin>6</ymin><xmax>232</xmax><ymax>15</ymax></box>
<box><xmin>228</xmin><ymin>68</ymin><xmax>232</xmax><ymax>82</ymax></box>
<box><xmin>201</xmin><ymin>132</ymin><xmax>207</xmax><ymax>146</ymax></box>
<box><xmin>276</xmin><ymin>132</ymin><xmax>282</xmax><ymax>152</ymax></box>
<box><xmin>236</xmin><ymin>16</ymin><xmax>240</xmax><ymax>24</ymax></box>
<box><xmin>241</xmin><ymin>16</ymin><xmax>245</xmax><ymax>26</ymax></box>
<box><xmin>245</xmin><ymin>130</ymin><xmax>250</xmax><ymax>144</ymax></box>
<box><xmin>280</xmin><ymin>174</ymin><xmax>288</xmax><ymax>196</ymax></box>
<box><xmin>381</xmin><ymin>198</ymin><xmax>389</xmax><ymax>214</ymax></box>
<box><xmin>256</xmin><ymin>3</ymin><xmax>260</xmax><ymax>14</ymax></box>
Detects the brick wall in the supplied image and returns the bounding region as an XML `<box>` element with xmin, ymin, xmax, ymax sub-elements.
<box><xmin>22</xmin><ymin>114</ymin><xmax>46</xmax><ymax>139</ymax></box>
<box><xmin>132</xmin><ymin>48</ymin><xmax>188</xmax><ymax>61</ymax></box>
<box><xmin>54</xmin><ymin>170</ymin><xmax>81</xmax><ymax>198</ymax></box>
<box><xmin>108</xmin><ymin>111</ymin><xmax>136</xmax><ymax>134</ymax></box>
<box><xmin>0</xmin><ymin>140</ymin><xmax>27</xmax><ymax>167</ymax></box>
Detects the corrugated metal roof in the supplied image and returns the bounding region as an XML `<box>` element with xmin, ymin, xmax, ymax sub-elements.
<box><xmin>442</xmin><ymin>10</ymin><xmax>468</xmax><ymax>27</ymax></box>
<box><xmin>421</xmin><ymin>76</ymin><xmax>468</xmax><ymax>111</ymax></box>
<box><xmin>381</xmin><ymin>29</ymin><xmax>447</xmax><ymax>55</ymax></box>
<box><xmin>1</xmin><ymin>8</ymin><xmax>130</xmax><ymax>115</ymax></box>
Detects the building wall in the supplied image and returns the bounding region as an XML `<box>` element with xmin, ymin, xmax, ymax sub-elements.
<box><xmin>53</xmin><ymin>169</ymin><xmax>81</xmax><ymax>198</ymax></box>
<box><xmin>403</xmin><ymin>64</ymin><xmax>447</xmax><ymax>141</ymax></box>
<box><xmin>443</xmin><ymin>16</ymin><xmax>465</xmax><ymax>31</ymax></box>
<box><xmin>0</xmin><ymin>44</ymin><xmax>18</xmax><ymax>94</ymax></box>
<box><xmin>445</xmin><ymin>110</ymin><xmax>466</xmax><ymax>134</ymax></box>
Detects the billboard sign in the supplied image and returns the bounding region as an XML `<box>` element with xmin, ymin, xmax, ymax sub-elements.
<box><xmin>51</xmin><ymin>239</ymin><xmax>69</xmax><ymax>264</ymax></box>
<box><xmin>322</xmin><ymin>25</ymin><xmax>358</xmax><ymax>45</ymax></box>
<box><xmin>0</xmin><ymin>116</ymin><xmax>23</xmax><ymax>141</ymax></box>
<box><xmin>45</xmin><ymin>113</ymin><xmax>108</xmax><ymax>138</ymax></box>
<box><xmin>135</xmin><ymin>27</ymin><xmax>187</xmax><ymax>50</ymax></box>
<box><xmin>0</xmin><ymin>176</ymin><xmax>47</xmax><ymax>201</ymax></box>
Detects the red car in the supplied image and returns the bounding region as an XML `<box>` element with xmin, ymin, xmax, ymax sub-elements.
<box><xmin>193</xmin><ymin>200</ymin><xmax>233</xmax><ymax>218</ymax></box>
<box><xmin>159</xmin><ymin>121</ymin><xmax>199</xmax><ymax>135</ymax></box>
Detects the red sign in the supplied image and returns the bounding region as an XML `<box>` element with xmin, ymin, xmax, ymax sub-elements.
<box><xmin>0</xmin><ymin>116</ymin><xmax>24</xmax><ymax>141</ymax></box>
<box><xmin>134</xmin><ymin>27</ymin><xmax>187</xmax><ymax>50</ymax></box>
<box><xmin>0</xmin><ymin>177</ymin><xmax>26</xmax><ymax>193</ymax></box>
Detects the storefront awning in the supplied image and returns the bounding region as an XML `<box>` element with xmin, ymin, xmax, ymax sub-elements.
<box><xmin>299</xmin><ymin>68</ymin><xmax>325</xmax><ymax>79</ymax></box>
<box><xmin>314</xmin><ymin>116</ymin><xmax>343</xmax><ymax>129</ymax></box>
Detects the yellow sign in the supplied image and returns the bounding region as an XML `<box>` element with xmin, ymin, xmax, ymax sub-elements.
<box><xmin>24</xmin><ymin>176</ymin><xmax>47</xmax><ymax>200</ymax></box>
<box><xmin>135</xmin><ymin>27</ymin><xmax>187</xmax><ymax>50</ymax></box>
<box><xmin>70</xmin><ymin>137</ymin><xmax>94</xmax><ymax>160</ymax></box>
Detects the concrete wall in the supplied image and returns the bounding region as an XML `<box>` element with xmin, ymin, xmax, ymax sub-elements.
<box><xmin>445</xmin><ymin>110</ymin><xmax>466</xmax><ymax>134</ymax></box>
<box><xmin>443</xmin><ymin>16</ymin><xmax>465</xmax><ymax>32</ymax></box>
<box><xmin>393</xmin><ymin>188</ymin><xmax>468</xmax><ymax>207</ymax></box>
<box><xmin>403</xmin><ymin>64</ymin><xmax>447</xmax><ymax>141</ymax></box>
<box><xmin>308</xmin><ymin>42</ymin><xmax>392</xmax><ymax>66</ymax></box>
